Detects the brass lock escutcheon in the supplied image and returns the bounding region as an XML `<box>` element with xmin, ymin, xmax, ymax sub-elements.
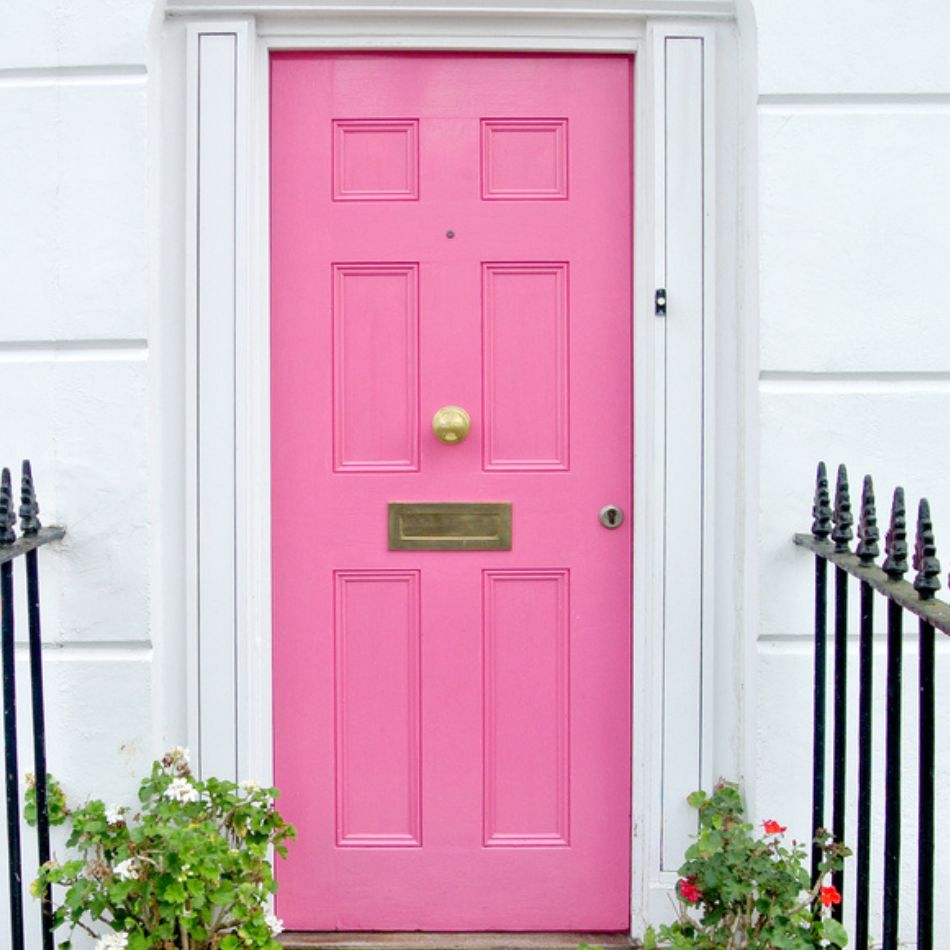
<box><xmin>432</xmin><ymin>405</ymin><xmax>471</xmax><ymax>444</ymax></box>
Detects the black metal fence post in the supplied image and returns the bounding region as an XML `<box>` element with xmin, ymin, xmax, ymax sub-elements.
<box><xmin>0</xmin><ymin>469</ymin><xmax>25</xmax><ymax>950</ymax></box>
<box><xmin>20</xmin><ymin>462</ymin><xmax>53</xmax><ymax>950</ymax></box>
<box><xmin>810</xmin><ymin>462</ymin><xmax>832</xmax><ymax>883</ymax></box>
<box><xmin>830</xmin><ymin>465</ymin><xmax>853</xmax><ymax>922</ymax></box>
<box><xmin>854</xmin><ymin>475</ymin><xmax>879</xmax><ymax>950</ymax></box>
<box><xmin>912</xmin><ymin>499</ymin><xmax>938</xmax><ymax>950</ymax></box>
<box><xmin>881</xmin><ymin>487</ymin><xmax>907</xmax><ymax>950</ymax></box>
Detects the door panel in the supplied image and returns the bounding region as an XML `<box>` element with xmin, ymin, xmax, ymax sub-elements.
<box><xmin>332</xmin><ymin>263</ymin><xmax>420</xmax><ymax>471</ymax></box>
<box><xmin>271</xmin><ymin>52</ymin><xmax>633</xmax><ymax>932</ymax></box>
<box><xmin>334</xmin><ymin>570</ymin><xmax>422</xmax><ymax>848</ymax></box>
<box><xmin>482</xmin><ymin>262</ymin><xmax>570</xmax><ymax>470</ymax></box>
<box><xmin>482</xmin><ymin>569</ymin><xmax>570</xmax><ymax>848</ymax></box>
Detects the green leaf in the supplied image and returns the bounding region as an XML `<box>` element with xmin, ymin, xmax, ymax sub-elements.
<box><xmin>821</xmin><ymin>918</ymin><xmax>849</xmax><ymax>947</ymax></box>
<box><xmin>160</xmin><ymin>878</ymin><xmax>187</xmax><ymax>903</ymax></box>
<box><xmin>686</xmin><ymin>790</ymin><xmax>708</xmax><ymax>809</ymax></box>
<box><xmin>23</xmin><ymin>773</ymin><xmax>69</xmax><ymax>828</ymax></box>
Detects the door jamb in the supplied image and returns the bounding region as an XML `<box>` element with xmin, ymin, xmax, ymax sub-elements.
<box><xmin>172</xmin><ymin>5</ymin><xmax>741</xmax><ymax>935</ymax></box>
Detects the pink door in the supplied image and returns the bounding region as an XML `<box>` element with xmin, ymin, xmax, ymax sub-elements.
<box><xmin>271</xmin><ymin>52</ymin><xmax>632</xmax><ymax>932</ymax></box>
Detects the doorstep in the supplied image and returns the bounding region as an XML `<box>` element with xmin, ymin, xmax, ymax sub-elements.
<box><xmin>279</xmin><ymin>934</ymin><xmax>638</xmax><ymax>950</ymax></box>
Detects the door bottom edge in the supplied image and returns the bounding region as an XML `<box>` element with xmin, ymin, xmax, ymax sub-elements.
<box><xmin>278</xmin><ymin>932</ymin><xmax>638</xmax><ymax>950</ymax></box>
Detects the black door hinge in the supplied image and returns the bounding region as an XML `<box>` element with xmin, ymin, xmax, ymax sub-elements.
<box><xmin>655</xmin><ymin>288</ymin><xmax>667</xmax><ymax>317</ymax></box>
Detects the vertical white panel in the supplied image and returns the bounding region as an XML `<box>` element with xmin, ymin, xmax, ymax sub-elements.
<box><xmin>190</xmin><ymin>30</ymin><xmax>239</xmax><ymax>780</ymax></box>
<box><xmin>661</xmin><ymin>35</ymin><xmax>706</xmax><ymax>870</ymax></box>
<box><xmin>235</xmin><ymin>26</ymin><xmax>272</xmax><ymax>788</ymax></box>
<box><xmin>186</xmin><ymin>18</ymin><xmax>264</xmax><ymax>786</ymax></box>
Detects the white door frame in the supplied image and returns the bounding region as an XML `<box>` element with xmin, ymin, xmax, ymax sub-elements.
<box><xmin>166</xmin><ymin>1</ymin><xmax>749</xmax><ymax>934</ymax></box>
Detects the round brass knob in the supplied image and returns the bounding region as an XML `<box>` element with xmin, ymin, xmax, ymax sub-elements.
<box><xmin>432</xmin><ymin>405</ymin><xmax>471</xmax><ymax>444</ymax></box>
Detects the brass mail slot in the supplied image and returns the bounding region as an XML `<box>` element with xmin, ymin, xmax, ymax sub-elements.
<box><xmin>388</xmin><ymin>502</ymin><xmax>512</xmax><ymax>551</ymax></box>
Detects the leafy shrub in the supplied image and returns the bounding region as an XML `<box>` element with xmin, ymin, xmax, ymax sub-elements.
<box><xmin>646</xmin><ymin>783</ymin><xmax>850</xmax><ymax>950</ymax></box>
<box><xmin>581</xmin><ymin>782</ymin><xmax>850</xmax><ymax>950</ymax></box>
<box><xmin>26</xmin><ymin>747</ymin><xmax>295</xmax><ymax>950</ymax></box>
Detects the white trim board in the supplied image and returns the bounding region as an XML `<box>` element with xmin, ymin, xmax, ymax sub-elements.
<box><xmin>167</xmin><ymin>1</ymin><xmax>738</xmax><ymax>17</ymax></box>
<box><xmin>173</xmin><ymin>6</ymin><xmax>743</xmax><ymax>936</ymax></box>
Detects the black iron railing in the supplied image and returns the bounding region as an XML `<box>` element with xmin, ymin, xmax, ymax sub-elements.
<box><xmin>0</xmin><ymin>462</ymin><xmax>63</xmax><ymax>950</ymax></box>
<box><xmin>795</xmin><ymin>462</ymin><xmax>945</xmax><ymax>950</ymax></box>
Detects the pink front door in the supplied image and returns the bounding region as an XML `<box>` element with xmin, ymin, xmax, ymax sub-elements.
<box><xmin>271</xmin><ymin>52</ymin><xmax>633</xmax><ymax>932</ymax></box>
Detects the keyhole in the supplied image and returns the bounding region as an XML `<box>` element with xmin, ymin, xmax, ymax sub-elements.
<box><xmin>607</xmin><ymin>509</ymin><xmax>617</xmax><ymax>526</ymax></box>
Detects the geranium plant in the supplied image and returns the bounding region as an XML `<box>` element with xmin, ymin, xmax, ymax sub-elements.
<box><xmin>26</xmin><ymin>747</ymin><xmax>295</xmax><ymax>950</ymax></box>
<box><xmin>644</xmin><ymin>782</ymin><xmax>850</xmax><ymax>950</ymax></box>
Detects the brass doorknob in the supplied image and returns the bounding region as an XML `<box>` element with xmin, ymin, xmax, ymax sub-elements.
<box><xmin>432</xmin><ymin>405</ymin><xmax>471</xmax><ymax>444</ymax></box>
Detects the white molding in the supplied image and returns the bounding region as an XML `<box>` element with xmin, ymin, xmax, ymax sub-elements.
<box><xmin>184</xmin><ymin>19</ymin><xmax>201</xmax><ymax>774</ymax></box>
<box><xmin>185</xmin><ymin>18</ymin><xmax>257</xmax><ymax>781</ymax></box>
<box><xmin>700</xmin><ymin>20</ymin><xmax>719</xmax><ymax>814</ymax></box>
<box><xmin>658</xmin><ymin>22</ymin><xmax>707</xmax><ymax>873</ymax></box>
<box><xmin>629</xmin><ymin>19</ymin><xmax>664</xmax><ymax>933</ymax></box>
<box><xmin>734</xmin><ymin>0</ymin><xmax>760</xmax><ymax>826</ymax></box>
<box><xmin>176</xmin><ymin>4</ymin><xmax>740</xmax><ymax>935</ymax></box>
<box><xmin>239</xmin><ymin>25</ymin><xmax>276</xmax><ymax>788</ymax></box>
<box><xmin>635</xmin><ymin>19</ymin><xmax>726</xmax><ymax>926</ymax></box>
<box><xmin>167</xmin><ymin>1</ymin><xmax>737</xmax><ymax>17</ymax></box>
<box><xmin>260</xmin><ymin>20</ymin><xmax>643</xmax><ymax>48</ymax></box>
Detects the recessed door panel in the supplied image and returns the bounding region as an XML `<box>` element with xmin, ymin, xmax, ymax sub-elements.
<box><xmin>483</xmin><ymin>570</ymin><xmax>570</xmax><ymax>848</ymax></box>
<box><xmin>332</xmin><ymin>263</ymin><xmax>419</xmax><ymax>471</ymax></box>
<box><xmin>482</xmin><ymin>262</ymin><xmax>570</xmax><ymax>471</ymax></box>
<box><xmin>334</xmin><ymin>571</ymin><xmax>422</xmax><ymax>847</ymax></box>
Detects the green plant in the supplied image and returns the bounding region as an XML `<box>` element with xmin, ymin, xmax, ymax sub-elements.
<box><xmin>642</xmin><ymin>782</ymin><xmax>850</xmax><ymax>950</ymax></box>
<box><xmin>25</xmin><ymin>747</ymin><xmax>295</xmax><ymax>950</ymax></box>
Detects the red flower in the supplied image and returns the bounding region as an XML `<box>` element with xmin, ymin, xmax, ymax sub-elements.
<box><xmin>763</xmin><ymin>820</ymin><xmax>787</xmax><ymax>835</ymax></box>
<box><xmin>678</xmin><ymin>876</ymin><xmax>702</xmax><ymax>904</ymax></box>
<box><xmin>820</xmin><ymin>885</ymin><xmax>842</xmax><ymax>907</ymax></box>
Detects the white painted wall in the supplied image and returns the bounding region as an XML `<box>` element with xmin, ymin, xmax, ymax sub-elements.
<box><xmin>752</xmin><ymin>1</ymin><xmax>950</xmax><ymax>946</ymax></box>
<box><xmin>0</xmin><ymin>1</ymin><xmax>170</xmax><ymax>945</ymax></box>
<box><xmin>1</xmin><ymin>0</ymin><xmax>949</xmax><ymax>946</ymax></box>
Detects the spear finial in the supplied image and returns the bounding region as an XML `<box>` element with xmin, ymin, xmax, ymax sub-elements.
<box><xmin>856</xmin><ymin>474</ymin><xmax>880</xmax><ymax>563</ymax></box>
<box><xmin>0</xmin><ymin>468</ymin><xmax>16</xmax><ymax>545</ymax></box>
<box><xmin>913</xmin><ymin>498</ymin><xmax>941</xmax><ymax>600</ymax></box>
<box><xmin>831</xmin><ymin>464</ymin><xmax>853</xmax><ymax>553</ymax></box>
<box><xmin>882</xmin><ymin>487</ymin><xmax>908</xmax><ymax>579</ymax></box>
<box><xmin>811</xmin><ymin>462</ymin><xmax>833</xmax><ymax>540</ymax></box>
<box><xmin>18</xmin><ymin>459</ymin><xmax>40</xmax><ymax>536</ymax></box>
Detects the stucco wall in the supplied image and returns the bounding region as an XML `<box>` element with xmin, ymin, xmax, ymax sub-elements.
<box><xmin>753</xmin><ymin>1</ymin><xmax>950</xmax><ymax>946</ymax></box>
<box><xmin>0</xmin><ymin>2</ymin><xmax>160</xmax><ymax>945</ymax></box>
<box><xmin>0</xmin><ymin>0</ymin><xmax>948</xmax><ymax>946</ymax></box>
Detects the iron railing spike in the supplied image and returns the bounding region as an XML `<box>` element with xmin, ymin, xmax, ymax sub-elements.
<box><xmin>18</xmin><ymin>461</ymin><xmax>40</xmax><ymax>537</ymax></box>
<box><xmin>811</xmin><ymin>461</ymin><xmax>833</xmax><ymax>539</ymax></box>
<box><xmin>831</xmin><ymin>463</ymin><xmax>853</xmax><ymax>553</ymax></box>
<box><xmin>913</xmin><ymin>498</ymin><xmax>941</xmax><ymax>600</ymax></box>
<box><xmin>0</xmin><ymin>470</ymin><xmax>16</xmax><ymax>546</ymax></box>
<box><xmin>856</xmin><ymin>473</ymin><xmax>880</xmax><ymax>563</ymax></box>
<box><xmin>883</xmin><ymin>487</ymin><xmax>909</xmax><ymax>579</ymax></box>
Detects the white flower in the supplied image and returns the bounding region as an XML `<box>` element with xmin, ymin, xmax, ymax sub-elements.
<box><xmin>94</xmin><ymin>933</ymin><xmax>129</xmax><ymax>950</ymax></box>
<box><xmin>265</xmin><ymin>911</ymin><xmax>284</xmax><ymax>936</ymax></box>
<box><xmin>105</xmin><ymin>805</ymin><xmax>125</xmax><ymax>826</ymax></box>
<box><xmin>239</xmin><ymin>779</ymin><xmax>260</xmax><ymax>794</ymax></box>
<box><xmin>113</xmin><ymin>858</ymin><xmax>141</xmax><ymax>881</ymax></box>
<box><xmin>168</xmin><ymin>745</ymin><xmax>190</xmax><ymax>765</ymax></box>
<box><xmin>164</xmin><ymin>777</ymin><xmax>200</xmax><ymax>804</ymax></box>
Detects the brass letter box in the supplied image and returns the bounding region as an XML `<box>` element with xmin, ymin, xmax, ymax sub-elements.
<box><xmin>388</xmin><ymin>502</ymin><xmax>512</xmax><ymax>551</ymax></box>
